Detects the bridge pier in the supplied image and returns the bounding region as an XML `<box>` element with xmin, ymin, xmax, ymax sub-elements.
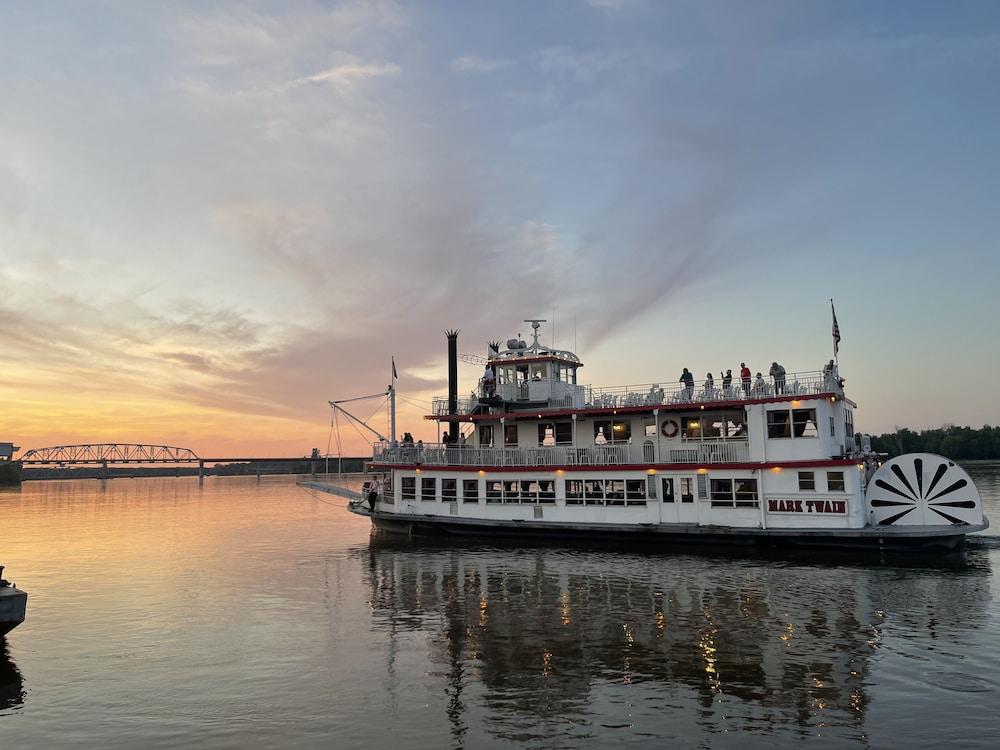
<box><xmin>100</xmin><ymin>459</ymin><xmax>108</xmax><ymax>480</ymax></box>
<box><xmin>198</xmin><ymin>460</ymin><xmax>205</xmax><ymax>482</ymax></box>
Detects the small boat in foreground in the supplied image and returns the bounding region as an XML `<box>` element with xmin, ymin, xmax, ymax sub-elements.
<box><xmin>0</xmin><ymin>566</ymin><xmax>26</xmax><ymax>636</ymax></box>
<box><xmin>323</xmin><ymin>320</ymin><xmax>987</xmax><ymax>552</ymax></box>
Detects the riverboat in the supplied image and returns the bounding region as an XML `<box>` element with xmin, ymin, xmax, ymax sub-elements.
<box><xmin>340</xmin><ymin>320</ymin><xmax>987</xmax><ymax>551</ymax></box>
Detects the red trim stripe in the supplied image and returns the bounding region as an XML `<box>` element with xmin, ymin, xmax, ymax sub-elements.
<box><xmin>368</xmin><ymin>458</ymin><xmax>858</xmax><ymax>473</ymax></box>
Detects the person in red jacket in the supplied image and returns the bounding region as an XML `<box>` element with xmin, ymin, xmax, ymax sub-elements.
<box><xmin>740</xmin><ymin>362</ymin><xmax>752</xmax><ymax>397</ymax></box>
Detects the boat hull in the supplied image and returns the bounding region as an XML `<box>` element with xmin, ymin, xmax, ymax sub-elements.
<box><xmin>361</xmin><ymin>508</ymin><xmax>987</xmax><ymax>553</ymax></box>
<box><xmin>0</xmin><ymin>587</ymin><xmax>27</xmax><ymax>636</ymax></box>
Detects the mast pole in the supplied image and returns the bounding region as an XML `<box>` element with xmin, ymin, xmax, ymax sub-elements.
<box><xmin>390</xmin><ymin>358</ymin><xmax>397</xmax><ymax>444</ymax></box>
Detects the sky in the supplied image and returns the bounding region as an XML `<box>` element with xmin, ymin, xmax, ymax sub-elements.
<box><xmin>1</xmin><ymin>0</ymin><xmax>999</xmax><ymax>457</ymax></box>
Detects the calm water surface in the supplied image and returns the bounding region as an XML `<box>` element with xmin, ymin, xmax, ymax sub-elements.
<box><xmin>2</xmin><ymin>464</ymin><xmax>1000</xmax><ymax>748</ymax></box>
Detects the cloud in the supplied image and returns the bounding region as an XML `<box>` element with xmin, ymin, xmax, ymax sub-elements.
<box><xmin>285</xmin><ymin>59</ymin><xmax>401</xmax><ymax>91</ymax></box>
<box><xmin>451</xmin><ymin>56</ymin><xmax>513</xmax><ymax>73</ymax></box>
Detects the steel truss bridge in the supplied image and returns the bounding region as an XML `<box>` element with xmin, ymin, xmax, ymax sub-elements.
<box><xmin>19</xmin><ymin>444</ymin><xmax>201</xmax><ymax>465</ymax></box>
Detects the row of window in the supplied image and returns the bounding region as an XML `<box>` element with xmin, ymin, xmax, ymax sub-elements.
<box><xmin>799</xmin><ymin>470</ymin><xmax>846</xmax><ymax>492</ymax></box>
<box><xmin>476</xmin><ymin>406</ymin><xmax>852</xmax><ymax>446</ymax></box>
<box><xmin>398</xmin><ymin>476</ymin><xmax>765</xmax><ymax>509</ymax></box>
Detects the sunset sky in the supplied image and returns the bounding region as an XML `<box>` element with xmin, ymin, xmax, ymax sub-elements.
<box><xmin>2</xmin><ymin>1</ymin><xmax>999</xmax><ymax>457</ymax></box>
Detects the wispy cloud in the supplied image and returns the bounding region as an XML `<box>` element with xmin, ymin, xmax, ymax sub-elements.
<box><xmin>285</xmin><ymin>59</ymin><xmax>401</xmax><ymax>91</ymax></box>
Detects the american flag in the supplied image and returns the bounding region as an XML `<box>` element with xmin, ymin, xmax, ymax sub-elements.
<box><xmin>831</xmin><ymin>300</ymin><xmax>841</xmax><ymax>355</ymax></box>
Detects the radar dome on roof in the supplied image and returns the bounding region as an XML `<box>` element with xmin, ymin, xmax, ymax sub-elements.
<box><xmin>507</xmin><ymin>338</ymin><xmax>527</xmax><ymax>350</ymax></box>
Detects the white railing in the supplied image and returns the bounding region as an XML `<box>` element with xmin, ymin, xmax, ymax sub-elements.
<box><xmin>372</xmin><ymin>439</ymin><xmax>750</xmax><ymax>467</ymax></box>
<box><xmin>431</xmin><ymin>369</ymin><xmax>841</xmax><ymax>415</ymax></box>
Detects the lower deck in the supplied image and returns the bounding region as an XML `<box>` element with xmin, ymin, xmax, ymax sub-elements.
<box><xmin>374</xmin><ymin>463</ymin><xmax>869</xmax><ymax>531</ymax></box>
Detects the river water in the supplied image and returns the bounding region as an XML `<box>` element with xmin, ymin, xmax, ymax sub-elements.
<box><xmin>2</xmin><ymin>464</ymin><xmax>1000</xmax><ymax>748</ymax></box>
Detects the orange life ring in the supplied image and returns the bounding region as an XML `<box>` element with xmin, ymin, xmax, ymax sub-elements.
<box><xmin>661</xmin><ymin>419</ymin><xmax>679</xmax><ymax>438</ymax></box>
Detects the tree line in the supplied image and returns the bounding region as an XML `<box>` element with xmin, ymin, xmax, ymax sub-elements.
<box><xmin>869</xmin><ymin>425</ymin><xmax>1000</xmax><ymax>461</ymax></box>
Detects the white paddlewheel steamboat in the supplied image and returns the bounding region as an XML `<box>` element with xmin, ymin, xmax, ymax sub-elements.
<box><xmin>340</xmin><ymin>321</ymin><xmax>987</xmax><ymax>551</ymax></box>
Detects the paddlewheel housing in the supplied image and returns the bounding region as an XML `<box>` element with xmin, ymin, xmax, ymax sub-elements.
<box><xmin>866</xmin><ymin>453</ymin><xmax>984</xmax><ymax>527</ymax></box>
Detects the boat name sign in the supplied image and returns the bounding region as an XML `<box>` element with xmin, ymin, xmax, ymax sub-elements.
<box><xmin>767</xmin><ymin>498</ymin><xmax>847</xmax><ymax>515</ymax></box>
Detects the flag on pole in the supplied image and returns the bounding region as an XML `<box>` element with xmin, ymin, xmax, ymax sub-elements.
<box><xmin>391</xmin><ymin>357</ymin><xmax>398</xmax><ymax>381</ymax></box>
<box><xmin>831</xmin><ymin>299</ymin><xmax>841</xmax><ymax>356</ymax></box>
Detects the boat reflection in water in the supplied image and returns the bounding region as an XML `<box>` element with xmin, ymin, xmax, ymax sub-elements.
<box><xmin>0</xmin><ymin>641</ymin><xmax>24</xmax><ymax>713</ymax></box>
<box><xmin>359</xmin><ymin>536</ymin><xmax>993</xmax><ymax>746</ymax></box>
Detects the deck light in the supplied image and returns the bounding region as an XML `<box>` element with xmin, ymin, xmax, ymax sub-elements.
<box><xmin>771</xmin><ymin>467</ymin><xmax>782</xmax><ymax>473</ymax></box>
<box><xmin>697</xmin><ymin>468</ymin><xmax>708</xmax><ymax>475</ymax></box>
<box><xmin>791</xmin><ymin>400</ymin><xmax>801</xmax><ymax>407</ymax></box>
<box><xmin>556</xmin><ymin>469</ymin><xmax>565</xmax><ymax>475</ymax></box>
<box><xmin>647</xmin><ymin>469</ymin><xmax>657</xmax><ymax>475</ymax></box>
<box><xmin>478</xmin><ymin>470</ymin><xmax>486</xmax><ymax>476</ymax></box>
<box><xmin>415</xmin><ymin>468</ymin><xmax>422</xmax><ymax>474</ymax></box>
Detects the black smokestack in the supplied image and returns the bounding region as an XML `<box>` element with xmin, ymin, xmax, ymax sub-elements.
<box><xmin>446</xmin><ymin>330</ymin><xmax>459</xmax><ymax>423</ymax></box>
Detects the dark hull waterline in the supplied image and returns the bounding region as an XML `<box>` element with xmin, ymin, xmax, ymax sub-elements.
<box><xmin>358</xmin><ymin>507</ymin><xmax>988</xmax><ymax>553</ymax></box>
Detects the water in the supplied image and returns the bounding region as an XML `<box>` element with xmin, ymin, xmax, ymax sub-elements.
<box><xmin>2</xmin><ymin>464</ymin><xmax>1000</xmax><ymax>748</ymax></box>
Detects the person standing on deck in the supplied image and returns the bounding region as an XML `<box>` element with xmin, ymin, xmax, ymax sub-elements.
<box><xmin>722</xmin><ymin>369</ymin><xmax>733</xmax><ymax>391</ymax></box>
<box><xmin>367</xmin><ymin>477</ymin><xmax>380</xmax><ymax>512</ymax></box>
<box><xmin>740</xmin><ymin>363</ymin><xmax>752</xmax><ymax>397</ymax></box>
<box><xmin>679</xmin><ymin>368</ymin><xmax>695</xmax><ymax>400</ymax></box>
<box><xmin>770</xmin><ymin>362</ymin><xmax>786</xmax><ymax>394</ymax></box>
<box><xmin>483</xmin><ymin>365</ymin><xmax>496</xmax><ymax>397</ymax></box>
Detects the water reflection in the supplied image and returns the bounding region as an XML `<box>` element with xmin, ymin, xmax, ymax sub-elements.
<box><xmin>361</xmin><ymin>536</ymin><xmax>992</xmax><ymax>746</ymax></box>
<box><xmin>0</xmin><ymin>641</ymin><xmax>24</xmax><ymax>712</ymax></box>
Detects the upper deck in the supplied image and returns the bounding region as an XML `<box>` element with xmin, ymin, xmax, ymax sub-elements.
<box><xmin>431</xmin><ymin>368</ymin><xmax>845</xmax><ymax>421</ymax></box>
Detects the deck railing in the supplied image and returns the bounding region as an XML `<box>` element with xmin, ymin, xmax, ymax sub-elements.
<box><xmin>372</xmin><ymin>439</ymin><xmax>750</xmax><ymax>468</ymax></box>
<box><xmin>431</xmin><ymin>369</ymin><xmax>841</xmax><ymax>416</ymax></box>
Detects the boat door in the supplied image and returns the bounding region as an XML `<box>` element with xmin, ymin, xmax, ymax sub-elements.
<box><xmin>659</xmin><ymin>476</ymin><xmax>697</xmax><ymax>524</ymax></box>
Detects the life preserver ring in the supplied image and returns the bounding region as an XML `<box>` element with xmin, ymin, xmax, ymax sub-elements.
<box><xmin>661</xmin><ymin>419</ymin><xmax>679</xmax><ymax>438</ymax></box>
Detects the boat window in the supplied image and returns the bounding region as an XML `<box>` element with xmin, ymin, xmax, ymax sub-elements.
<box><xmin>647</xmin><ymin>476</ymin><xmax>657</xmax><ymax>499</ymax></box>
<box><xmin>611</xmin><ymin>420</ymin><xmax>631</xmax><ymax>442</ymax></box>
<box><xmin>682</xmin><ymin>417</ymin><xmax>702</xmax><ymax>440</ymax></box>
<box><xmin>643</xmin><ymin>416</ymin><xmax>657</xmax><ymax>437</ymax></box>
<box><xmin>421</xmin><ymin>477</ymin><xmax>436</xmax><ymax>501</ymax></box>
<box><xmin>529</xmin><ymin>363</ymin><xmax>548</xmax><ymax>381</ymax></box>
<box><xmin>441</xmin><ymin>478</ymin><xmax>457</xmax><ymax>501</ymax></box>
<box><xmin>593</xmin><ymin>419</ymin><xmax>631</xmax><ymax>443</ymax></box>
<box><xmin>829</xmin><ymin>416</ymin><xmax>836</xmax><ymax>437</ymax></box>
<box><xmin>734</xmin><ymin>479</ymin><xmax>759</xmax><ymax>507</ymax></box>
<box><xmin>503</xmin><ymin>480</ymin><xmax>520</xmax><ymax>502</ymax></box>
<box><xmin>798</xmin><ymin>471</ymin><xmax>815</xmax><ymax>491</ymax></box>
<box><xmin>696</xmin><ymin>473</ymin><xmax>708</xmax><ymax>500</ymax></box>
<box><xmin>827</xmin><ymin>471</ymin><xmax>846</xmax><ymax>492</ymax></box>
<box><xmin>479</xmin><ymin>425</ymin><xmax>494</xmax><ymax>447</ymax></box>
<box><xmin>792</xmin><ymin>409</ymin><xmax>818</xmax><ymax>438</ymax></box>
<box><xmin>539</xmin><ymin>480</ymin><xmax>556</xmax><ymax>503</ymax></box>
<box><xmin>726</xmin><ymin>414</ymin><xmax>747</xmax><ymax>437</ymax></box>
<box><xmin>584</xmin><ymin>479</ymin><xmax>604</xmax><ymax>505</ymax></box>
<box><xmin>706</xmin><ymin>420</ymin><xmax>725</xmax><ymax>438</ymax></box>
<box><xmin>486</xmin><ymin>480</ymin><xmax>503</xmax><ymax>503</ymax></box>
<box><xmin>709</xmin><ymin>477</ymin><xmax>759</xmax><ymax>507</ymax></box>
<box><xmin>463</xmin><ymin>479</ymin><xmax>479</xmax><ymax>503</ymax></box>
<box><xmin>679</xmin><ymin>477</ymin><xmax>695</xmax><ymax>503</ymax></box>
<box><xmin>504</xmin><ymin>424</ymin><xmax>518</xmax><ymax>446</ymax></box>
<box><xmin>626</xmin><ymin>479</ymin><xmax>646</xmax><ymax>505</ymax></box>
<box><xmin>566</xmin><ymin>479</ymin><xmax>585</xmax><ymax>504</ymax></box>
<box><xmin>767</xmin><ymin>410</ymin><xmax>792</xmax><ymax>438</ymax></box>
<box><xmin>845</xmin><ymin>408</ymin><xmax>855</xmax><ymax>438</ymax></box>
<box><xmin>537</xmin><ymin>422</ymin><xmax>572</xmax><ymax>446</ymax></box>
<box><xmin>520</xmin><ymin>480</ymin><xmax>539</xmax><ymax>504</ymax></box>
<box><xmin>661</xmin><ymin>478</ymin><xmax>675</xmax><ymax>503</ymax></box>
<box><xmin>604</xmin><ymin>479</ymin><xmax>625</xmax><ymax>505</ymax></box>
<box><xmin>710</xmin><ymin>478</ymin><xmax>733</xmax><ymax>506</ymax></box>
<box><xmin>401</xmin><ymin>477</ymin><xmax>416</xmax><ymax>501</ymax></box>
